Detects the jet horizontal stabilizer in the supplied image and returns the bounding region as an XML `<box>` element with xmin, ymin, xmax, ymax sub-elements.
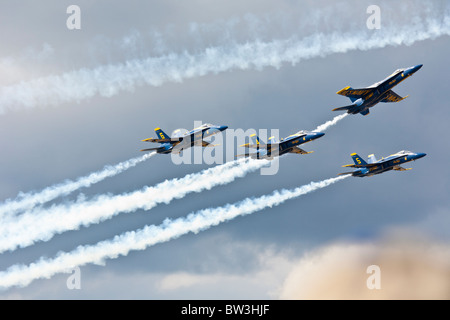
<box><xmin>337</xmin><ymin>172</ymin><xmax>354</xmax><ymax>176</ymax></box>
<box><xmin>240</xmin><ymin>143</ymin><xmax>263</xmax><ymax>148</ymax></box>
<box><xmin>236</xmin><ymin>152</ymin><xmax>255</xmax><ymax>158</ymax></box>
<box><xmin>332</xmin><ymin>104</ymin><xmax>362</xmax><ymax>114</ymax></box>
<box><xmin>140</xmin><ymin>147</ymin><xmax>162</xmax><ymax>152</ymax></box>
<box><xmin>332</xmin><ymin>105</ymin><xmax>353</xmax><ymax>112</ymax></box>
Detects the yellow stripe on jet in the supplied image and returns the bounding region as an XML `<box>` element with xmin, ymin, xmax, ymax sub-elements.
<box><xmin>336</xmin><ymin>86</ymin><xmax>351</xmax><ymax>95</ymax></box>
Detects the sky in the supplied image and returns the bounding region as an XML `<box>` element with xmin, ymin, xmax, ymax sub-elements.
<box><xmin>0</xmin><ymin>0</ymin><xmax>449</xmax><ymax>299</ymax></box>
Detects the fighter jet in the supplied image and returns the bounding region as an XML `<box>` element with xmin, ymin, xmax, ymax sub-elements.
<box><xmin>332</xmin><ymin>64</ymin><xmax>423</xmax><ymax>116</ymax></box>
<box><xmin>338</xmin><ymin>150</ymin><xmax>426</xmax><ymax>177</ymax></box>
<box><xmin>140</xmin><ymin>123</ymin><xmax>228</xmax><ymax>154</ymax></box>
<box><xmin>237</xmin><ymin>130</ymin><xmax>325</xmax><ymax>160</ymax></box>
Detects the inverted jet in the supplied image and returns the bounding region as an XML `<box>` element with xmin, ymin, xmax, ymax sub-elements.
<box><xmin>332</xmin><ymin>64</ymin><xmax>423</xmax><ymax>116</ymax></box>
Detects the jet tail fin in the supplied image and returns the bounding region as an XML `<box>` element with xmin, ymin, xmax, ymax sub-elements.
<box><xmin>351</xmin><ymin>153</ymin><xmax>368</xmax><ymax>166</ymax></box>
<box><xmin>240</xmin><ymin>133</ymin><xmax>266</xmax><ymax>149</ymax></box>
<box><xmin>250</xmin><ymin>133</ymin><xmax>264</xmax><ymax>146</ymax></box>
<box><xmin>155</xmin><ymin>127</ymin><xmax>170</xmax><ymax>140</ymax></box>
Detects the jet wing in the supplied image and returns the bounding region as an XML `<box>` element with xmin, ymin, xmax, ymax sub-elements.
<box><xmin>380</xmin><ymin>90</ymin><xmax>408</xmax><ymax>103</ymax></box>
<box><xmin>336</xmin><ymin>86</ymin><xmax>374</xmax><ymax>98</ymax></box>
<box><xmin>289</xmin><ymin>147</ymin><xmax>313</xmax><ymax>155</ymax></box>
<box><xmin>141</xmin><ymin>137</ymin><xmax>183</xmax><ymax>143</ymax></box>
<box><xmin>201</xmin><ymin>141</ymin><xmax>219</xmax><ymax>147</ymax></box>
<box><xmin>393</xmin><ymin>165</ymin><xmax>412</xmax><ymax>171</ymax></box>
<box><xmin>240</xmin><ymin>143</ymin><xmax>276</xmax><ymax>150</ymax></box>
<box><xmin>236</xmin><ymin>152</ymin><xmax>257</xmax><ymax>158</ymax></box>
<box><xmin>240</xmin><ymin>143</ymin><xmax>261</xmax><ymax>149</ymax></box>
<box><xmin>342</xmin><ymin>163</ymin><xmax>378</xmax><ymax>168</ymax></box>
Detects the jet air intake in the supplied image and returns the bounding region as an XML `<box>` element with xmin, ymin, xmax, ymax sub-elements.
<box><xmin>354</xmin><ymin>98</ymin><xmax>364</xmax><ymax>106</ymax></box>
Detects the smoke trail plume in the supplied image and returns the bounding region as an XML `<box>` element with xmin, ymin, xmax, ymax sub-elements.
<box><xmin>0</xmin><ymin>175</ymin><xmax>347</xmax><ymax>289</ymax></box>
<box><xmin>313</xmin><ymin>114</ymin><xmax>348</xmax><ymax>132</ymax></box>
<box><xmin>0</xmin><ymin>5</ymin><xmax>448</xmax><ymax>113</ymax></box>
<box><xmin>0</xmin><ymin>152</ymin><xmax>156</xmax><ymax>219</ymax></box>
<box><xmin>0</xmin><ymin>158</ymin><xmax>269</xmax><ymax>253</ymax></box>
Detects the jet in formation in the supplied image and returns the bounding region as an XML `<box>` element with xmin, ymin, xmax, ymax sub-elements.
<box><xmin>338</xmin><ymin>150</ymin><xmax>426</xmax><ymax>177</ymax></box>
<box><xmin>332</xmin><ymin>64</ymin><xmax>423</xmax><ymax>116</ymax></box>
<box><xmin>238</xmin><ymin>130</ymin><xmax>325</xmax><ymax>160</ymax></box>
<box><xmin>140</xmin><ymin>123</ymin><xmax>228</xmax><ymax>154</ymax></box>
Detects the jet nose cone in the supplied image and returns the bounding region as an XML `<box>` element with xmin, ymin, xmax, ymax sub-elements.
<box><xmin>415</xmin><ymin>152</ymin><xmax>426</xmax><ymax>159</ymax></box>
<box><xmin>404</xmin><ymin>64</ymin><xmax>423</xmax><ymax>76</ymax></box>
<box><xmin>219</xmin><ymin>125</ymin><xmax>228</xmax><ymax>131</ymax></box>
<box><xmin>312</xmin><ymin>132</ymin><xmax>325</xmax><ymax>139</ymax></box>
<box><xmin>412</xmin><ymin>64</ymin><xmax>423</xmax><ymax>73</ymax></box>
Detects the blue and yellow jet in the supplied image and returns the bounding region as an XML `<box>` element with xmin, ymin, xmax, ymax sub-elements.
<box><xmin>237</xmin><ymin>130</ymin><xmax>325</xmax><ymax>160</ymax></box>
<box><xmin>338</xmin><ymin>150</ymin><xmax>426</xmax><ymax>177</ymax></box>
<box><xmin>140</xmin><ymin>123</ymin><xmax>228</xmax><ymax>154</ymax></box>
<box><xmin>332</xmin><ymin>64</ymin><xmax>423</xmax><ymax>116</ymax></box>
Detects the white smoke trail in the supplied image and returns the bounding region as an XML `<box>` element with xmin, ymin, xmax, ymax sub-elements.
<box><xmin>0</xmin><ymin>158</ymin><xmax>269</xmax><ymax>253</ymax></box>
<box><xmin>313</xmin><ymin>114</ymin><xmax>348</xmax><ymax>132</ymax></box>
<box><xmin>0</xmin><ymin>175</ymin><xmax>348</xmax><ymax>289</ymax></box>
<box><xmin>0</xmin><ymin>152</ymin><xmax>156</xmax><ymax>219</ymax></box>
<box><xmin>0</xmin><ymin>7</ymin><xmax>448</xmax><ymax>113</ymax></box>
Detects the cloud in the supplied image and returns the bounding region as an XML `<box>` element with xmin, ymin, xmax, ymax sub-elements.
<box><xmin>279</xmin><ymin>232</ymin><xmax>450</xmax><ymax>299</ymax></box>
<box><xmin>158</xmin><ymin>272</ymin><xmax>218</xmax><ymax>291</ymax></box>
<box><xmin>157</xmin><ymin>245</ymin><xmax>295</xmax><ymax>297</ymax></box>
